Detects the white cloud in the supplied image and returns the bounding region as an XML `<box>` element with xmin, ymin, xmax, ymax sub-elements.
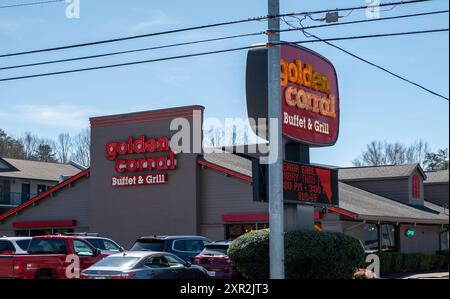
<box><xmin>0</xmin><ymin>18</ymin><xmax>44</xmax><ymax>33</ymax></box>
<box><xmin>129</xmin><ymin>10</ymin><xmax>173</xmax><ymax>33</ymax></box>
<box><xmin>0</xmin><ymin>104</ymin><xmax>99</xmax><ymax>130</ymax></box>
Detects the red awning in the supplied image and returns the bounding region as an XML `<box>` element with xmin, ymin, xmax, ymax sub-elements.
<box><xmin>12</xmin><ymin>220</ymin><xmax>77</xmax><ymax>229</ymax></box>
<box><xmin>221</xmin><ymin>214</ymin><xmax>269</xmax><ymax>223</ymax></box>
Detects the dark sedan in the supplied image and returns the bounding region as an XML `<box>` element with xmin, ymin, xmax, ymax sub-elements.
<box><xmin>81</xmin><ymin>251</ymin><xmax>209</xmax><ymax>279</ymax></box>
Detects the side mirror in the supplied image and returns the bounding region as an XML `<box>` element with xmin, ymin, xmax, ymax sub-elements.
<box><xmin>94</xmin><ymin>248</ymin><xmax>101</xmax><ymax>256</ymax></box>
<box><xmin>119</xmin><ymin>247</ymin><xmax>125</xmax><ymax>252</ymax></box>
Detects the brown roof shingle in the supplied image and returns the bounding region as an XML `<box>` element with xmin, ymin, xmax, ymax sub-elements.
<box><xmin>338</xmin><ymin>164</ymin><xmax>424</xmax><ymax>181</ymax></box>
<box><xmin>424</xmin><ymin>170</ymin><xmax>449</xmax><ymax>184</ymax></box>
<box><xmin>0</xmin><ymin>158</ymin><xmax>82</xmax><ymax>182</ymax></box>
<box><xmin>338</xmin><ymin>182</ymin><xmax>448</xmax><ymax>224</ymax></box>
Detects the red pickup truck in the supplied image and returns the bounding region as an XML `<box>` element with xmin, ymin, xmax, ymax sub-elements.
<box><xmin>0</xmin><ymin>235</ymin><xmax>108</xmax><ymax>279</ymax></box>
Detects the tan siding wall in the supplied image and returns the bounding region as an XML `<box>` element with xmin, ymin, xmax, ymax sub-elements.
<box><xmin>400</xmin><ymin>225</ymin><xmax>442</xmax><ymax>253</ymax></box>
<box><xmin>199</xmin><ymin>168</ymin><xmax>268</xmax><ymax>240</ymax></box>
<box><xmin>345</xmin><ymin>179</ymin><xmax>410</xmax><ymax>204</ymax></box>
<box><xmin>424</xmin><ymin>184</ymin><xmax>449</xmax><ymax>207</ymax></box>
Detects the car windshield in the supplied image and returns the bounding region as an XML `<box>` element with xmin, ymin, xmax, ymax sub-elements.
<box><xmin>16</xmin><ymin>240</ymin><xmax>31</xmax><ymax>251</ymax></box>
<box><xmin>87</xmin><ymin>238</ymin><xmax>120</xmax><ymax>252</ymax></box>
<box><xmin>201</xmin><ymin>244</ymin><xmax>229</xmax><ymax>256</ymax></box>
<box><xmin>93</xmin><ymin>256</ymin><xmax>140</xmax><ymax>269</ymax></box>
<box><xmin>130</xmin><ymin>239</ymin><xmax>164</xmax><ymax>251</ymax></box>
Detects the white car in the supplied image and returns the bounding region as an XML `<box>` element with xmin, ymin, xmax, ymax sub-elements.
<box><xmin>0</xmin><ymin>237</ymin><xmax>32</xmax><ymax>255</ymax></box>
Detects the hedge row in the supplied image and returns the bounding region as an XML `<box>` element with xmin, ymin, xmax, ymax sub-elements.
<box><xmin>379</xmin><ymin>250</ymin><xmax>449</xmax><ymax>275</ymax></box>
<box><xmin>228</xmin><ymin>229</ymin><xmax>365</xmax><ymax>279</ymax></box>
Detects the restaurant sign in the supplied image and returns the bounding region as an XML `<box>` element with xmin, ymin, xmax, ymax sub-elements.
<box><xmin>246</xmin><ymin>43</ymin><xmax>340</xmax><ymax>146</ymax></box>
<box><xmin>105</xmin><ymin>135</ymin><xmax>177</xmax><ymax>187</ymax></box>
<box><xmin>283</xmin><ymin>161</ymin><xmax>339</xmax><ymax>206</ymax></box>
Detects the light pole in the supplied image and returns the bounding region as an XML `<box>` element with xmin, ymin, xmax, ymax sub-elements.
<box><xmin>267</xmin><ymin>0</ymin><xmax>285</xmax><ymax>279</ymax></box>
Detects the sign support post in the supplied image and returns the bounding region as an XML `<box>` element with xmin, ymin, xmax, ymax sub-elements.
<box><xmin>268</xmin><ymin>0</ymin><xmax>285</xmax><ymax>279</ymax></box>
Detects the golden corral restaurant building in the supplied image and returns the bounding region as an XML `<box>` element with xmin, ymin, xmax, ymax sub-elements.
<box><xmin>0</xmin><ymin>105</ymin><xmax>447</xmax><ymax>253</ymax></box>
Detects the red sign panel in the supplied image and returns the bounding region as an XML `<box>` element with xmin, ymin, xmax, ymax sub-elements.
<box><xmin>283</xmin><ymin>161</ymin><xmax>339</xmax><ymax>206</ymax></box>
<box><xmin>105</xmin><ymin>135</ymin><xmax>176</xmax><ymax>187</ymax></box>
<box><xmin>246</xmin><ymin>44</ymin><xmax>340</xmax><ymax>146</ymax></box>
<box><xmin>281</xmin><ymin>45</ymin><xmax>340</xmax><ymax>145</ymax></box>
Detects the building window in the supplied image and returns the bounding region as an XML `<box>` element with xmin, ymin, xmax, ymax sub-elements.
<box><xmin>412</xmin><ymin>175</ymin><xmax>421</xmax><ymax>199</ymax></box>
<box><xmin>21</xmin><ymin>183</ymin><xmax>31</xmax><ymax>204</ymax></box>
<box><xmin>364</xmin><ymin>224</ymin><xmax>379</xmax><ymax>251</ymax></box>
<box><xmin>381</xmin><ymin>224</ymin><xmax>397</xmax><ymax>251</ymax></box>
<box><xmin>37</xmin><ymin>184</ymin><xmax>47</xmax><ymax>195</ymax></box>
<box><xmin>440</xmin><ymin>225</ymin><xmax>449</xmax><ymax>251</ymax></box>
<box><xmin>364</xmin><ymin>224</ymin><xmax>398</xmax><ymax>252</ymax></box>
<box><xmin>225</xmin><ymin>223</ymin><xmax>269</xmax><ymax>240</ymax></box>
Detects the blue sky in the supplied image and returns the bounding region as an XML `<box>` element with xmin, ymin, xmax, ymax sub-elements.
<box><xmin>0</xmin><ymin>0</ymin><xmax>448</xmax><ymax>166</ymax></box>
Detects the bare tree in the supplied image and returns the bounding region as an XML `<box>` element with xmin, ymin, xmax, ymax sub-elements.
<box><xmin>353</xmin><ymin>140</ymin><xmax>430</xmax><ymax>167</ymax></box>
<box><xmin>53</xmin><ymin>133</ymin><xmax>73</xmax><ymax>164</ymax></box>
<box><xmin>71</xmin><ymin>128</ymin><xmax>91</xmax><ymax>166</ymax></box>
<box><xmin>20</xmin><ymin>132</ymin><xmax>39</xmax><ymax>159</ymax></box>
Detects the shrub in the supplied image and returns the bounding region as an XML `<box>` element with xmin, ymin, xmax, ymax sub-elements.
<box><xmin>431</xmin><ymin>254</ymin><xmax>445</xmax><ymax>271</ymax></box>
<box><xmin>436</xmin><ymin>250</ymin><xmax>449</xmax><ymax>270</ymax></box>
<box><xmin>228</xmin><ymin>229</ymin><xmax>365</xmax><ymax>279</ymax></box>
<box><xmin>389</xmin><ymin>253</ymin><xmax>403</xmax><ymax>274</ymax></box>
<box><xmin>380</xmin><ymin>251</ymin><xmax>448</xmax><ymax>275</ymax></box>
<box><xmin>227</xmin><ymin>229</ymin><xmax>270</xmax><ymax>279</ymax></box>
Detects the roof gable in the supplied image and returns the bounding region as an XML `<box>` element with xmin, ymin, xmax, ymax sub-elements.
<box><xmin>0</xmin><ymin>158</ymin><xmax>19</xmax><ymax>172</ymax></box>
<box><xmin>338</xmin><ymin>164</ymin><xmax>426</xmax><ymax>181</ymax></box>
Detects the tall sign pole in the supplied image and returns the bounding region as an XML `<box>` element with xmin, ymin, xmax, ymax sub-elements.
<box><xmin>268</xmin><ymin>0</ymin><xmax>285</xmax><ymax>279</ymax></box>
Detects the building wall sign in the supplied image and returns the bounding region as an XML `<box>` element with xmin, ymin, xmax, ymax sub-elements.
<box><xmin>283</xmin><ymin>161</ymin><xmax>339</xmax><ymax>206</ymax></box>
<box><xmin>105</xmin><ymin>135</ymin><xmax>177</xmax><ymax>187</ymax></box>
<box><xmin>246</xmin><ymin>44</ymin><xmax>340</xmax><ymax>146</ymax></box>
<box><xmin>405</xmin><ymin>228</ymin><xmax>416</xmax><ymax>238</ymax></box>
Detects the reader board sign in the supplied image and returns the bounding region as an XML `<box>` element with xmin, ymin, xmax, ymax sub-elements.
<box><xmin>283</xmin><ymin>161</ymin><xmax>339</xmax><ymax>206</ymax></box>
<box><xmin>252</xmin><ymin>158</ymin><xmax>339</xmax><ymax>207</ymax></box>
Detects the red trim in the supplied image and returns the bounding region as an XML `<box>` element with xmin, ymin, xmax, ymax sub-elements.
<box><xmin>328</xmin><ymin>207</ymin><xmax>358</xmax><ymax>220</ymax></box>
<box><xmin>0</xmin><ymin>168</ymin><xmax>91</xmax><ymax>223</ymax></box>
<box><xmin>314</xmin><ymin>211</ymin><xmax>323</xmax><ymax>220</ymax></box>
<box><xmin>197</xmin><ymin>160</ymin><xmax>253</xmax><ymax>183</ymax></box>
<box><xmin>13</xmin><ymin>220</ymin><xmax>77</xmax><ymax>229</ymax></box>
<box><xmin>90</xmin><ymin>106</ymin><xmax>204</xmax><ymax>127</ymax></box>
<box><xmin>222</xmin><ymin>213</ymin><xmax>269</xmax><ymax>223</ymax></box>
<box><xmin>91</xmin><ymin>112</ymin><xmax>196</xmax><ymax>128</ymax></box>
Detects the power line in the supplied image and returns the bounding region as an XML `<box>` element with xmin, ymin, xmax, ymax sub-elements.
<box><xmin>0</xmin><ymin>0</ymin><xmax>64</xmax><ymax>9</ymax></box>
<box><xmin>281</xmin><ymin>18</ymin><xmax>449</xmax><ymax>101</ymax></box>
<box><xmin>278</xmin><ymin>10</ymin><xmax>449</xmax><ymax>35</ymax></box>
<box><xmin>309</xmin><ymin>35</ymin><xmax>450</xmax><ymax>101</ymax></box>
<box><xmin>0</xmin><ymin>45</ymin><xmax>258</xmax><ymax>82</ymax></box>
<box><xmin>280</xmin><ymin>28</ymin><xmax>449</xmax><ymax>45</ymax></box>
<box><xmin>0</xmin><ymin>0</ymin><xmax>431</xmax><ymax>58</ymax></box>
<box><xmin>0</xmin><ymin>29</ymin><xmax>447</xmax><ymax>83</ymax></box>
<box><xmin>0</xmin><ymin>32</ymin><xmax>264</xmax><ymax>71</ymax></box>
<box><xmin>2</xmin><ymin>10</ymin><xmax>447</xmax><ymax>71</ymax></box>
